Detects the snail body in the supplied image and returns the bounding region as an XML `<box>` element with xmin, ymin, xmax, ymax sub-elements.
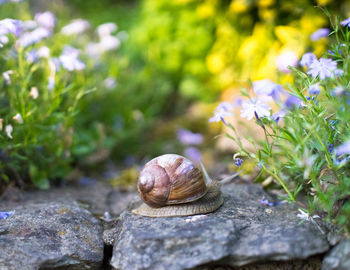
<box><xmin>132</xmin><ymin>154</ymin><xmax>234</xmax><ymax>217</ymax></box>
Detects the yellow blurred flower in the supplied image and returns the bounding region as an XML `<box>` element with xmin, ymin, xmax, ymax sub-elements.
<box><xmin>206</xmin><ymin>53</ymin><xmax>225</xmax><ymax>74</ymax></box>
<box><xmin>229</xmin><ymin>0</ymin><xmax>250</xmax><ymax>14</ymax></box>
<box><xmin>258</xmin><ymin>0</ymin><xmax>275</xmax><ymax>8</ymax></box>
<box><xmin>197</xmin><ymin>3</ymin><xmax>215</xmax><ymax>18</ymax></box>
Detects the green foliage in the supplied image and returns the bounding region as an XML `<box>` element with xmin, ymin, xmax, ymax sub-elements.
<box><xmin>0</xmin><ymin>2</ymin><xmax>125</xmax><ymax>188</ymax></box>
<box><xmin>222</xmin><ymin>17</ymin><xmax>350</xmax><ymax>233</ymax></box>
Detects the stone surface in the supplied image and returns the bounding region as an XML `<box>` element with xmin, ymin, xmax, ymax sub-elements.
<box><xmin>110</xmin><ymin>183</ymin><xmax>330</xmax><ymax>270</ymax></box>
<box><xmin>0</xmin><ymin>182</ymin><xmax>137</xmax><ymax>217</ymax></box>
<box><xmin>0</xmin><ymin>202</ymin><xmax>104</xmax><ymax>270</ymax></box>
<box><xmin>322</xmin><ymin>239</ymin><xmax>350</xmax><ymax>270</ymax></box>
<box><xmin>196</xmin><ymin>255</ymin><xmax>323</xmax><ymax>270</ymax></box>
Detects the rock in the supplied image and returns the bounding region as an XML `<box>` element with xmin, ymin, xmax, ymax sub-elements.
<box><xmin>110</xmin><ymin>183</ymin><xmax>330</xmax><ymax>270</ymax></box>
<box><xmin>322</xmin><ymin>239</ymin><xmax>350</xmax><ymax>270</ymax></box>
<box><xmin>0</xmin><ymin>202</ymin><xmax>104</xmax><ymax>270</ymax></box>
<box><xmin>0</xmin><ymin>182</ymin><xmax>137</xmax><ymax>217</ymax></box>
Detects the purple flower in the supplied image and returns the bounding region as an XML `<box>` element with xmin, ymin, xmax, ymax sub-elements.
<box><xmin>17</xmin><ymin>27</ymin><xmax>51</xmax><ymax>47</ymax></box>
<box><xmin>272</xmin><ymin>109</ymin><xmax>286</xmax><ymax>123</ymax></box>
<box><xmin>26</xmin><ymin>49</ymin><xmax>38</xmax><ymax>63</ymax></box>
<box><xmin>253</xmin><ymin>79</ymin><xmax>284</xmax><ymax>101</ymax></box>
<box><xmin>184</xmin><ymin>147</ymin><xmax>201</xmax><ymax>163</ymax></box>
<box><xmin>216</xmin><ymin>102</ymin><xmax>235</xmax><ymax>111</ymax></box>
<box><xmin>299</xmin><ymin>53</ymin><xmax>317</xmax><ymax>67</ymax></box>
<box><xmin>34</xmin><ymin>11</ymin><xmax>56</xmax><ymax>31</ymax></box>
<box><xmin>59</xmin><ymin>46</ymin><xmax>85</xmax><ymax>71</ymax></box>
<box><xmin>261</xmin><ymin>197</ymin><xmax>275</xmax><ymax>207</ymax></box>
<box><xmin>341</xmin><ymin>17</ymin><xmax>350</xmax><ymax>27</ymax></box>
<box><xmin>240</xmin><ymin>98</ymin><xmax>271</xmax><ymax>120</ymax></box>
<box><xmin>177</xmin><ymin>128</ymin><xmax>203</xmax><ymax>145</ymax></box>
<box><xmin>234</xmin><ymin>157</ymin><xmax>243</xmax><ymax>167</ymax></box>
<box><xmin>276</xmin><ymin>51</ymin><xmax>298</xmax><ymax>73</ymax></box>
<box><xmin>284</xmin><ymin>95</ymin><xmax>303</xmax><ymax>110</ymax></box>
<box><xmin>307</xmin><ymin>58</ymin><xmax>343</xmax><ymax>80</ymax></box>
<box><xmin>209</xmin><ymin>102</ymin><xmax>234</xmax><ymax>125</ymax></box>
<box><xmin>308</xmin><ymin>83</ymin><xmax>321</xmax><ymax>95</ymax></box>
<box><xmin>0</xmin><ymin>210</ymin><xmax>15</xmax><ymax>220</ymax></box>
<box><xmin>310</xmin><ymin>28</ymin><xmax>330</xmax><ymax>41</ymax></box>
<box><xmin>0</xmin><ymin>18</ymin><xmax>22</xmax><ymax>36</ymax></box>
<box><xmin>335</xmin><ymin>140</ymin><xmax>350</xmax><ymax>155</ymax></box>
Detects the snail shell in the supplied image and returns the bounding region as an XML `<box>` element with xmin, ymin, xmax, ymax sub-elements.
<box><xmin>132</xmin><ymin>154</ymin><xmax>224</xmax><ymax>217</ymax></box>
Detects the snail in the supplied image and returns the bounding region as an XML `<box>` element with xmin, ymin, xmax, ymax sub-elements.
<box><xmin>132</xmin><ymin>154</ymin><xmax>240</xmax><ymax>217</ymax></box>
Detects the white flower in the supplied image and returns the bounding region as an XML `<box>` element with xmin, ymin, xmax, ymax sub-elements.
<box><xmin>276</xmin><ymin>50</ymin><xmax>299</xmax><ymax>73</ymax></box>
<box><xmin>240</xmin><ymin>99</ymin><xmax>271</xmax><ymax>120</ymax></box>
<box><xmin>61</xmin><ymin>19</ymin><xmax>89</xmax><ymax>35</ymax></box>
<box><xmin>253</xmin><ymin>79</ymin><xmax>283</xmax><ymax>101</ymax></box>
<box><xmin>99</xmin><ymin>35</ymin><xmax>120</xmax><ymax>52</ymax></box>
<box><xmin>21</xmin><ymin>20</ymin><xmax>37</xmax><ymax>31</ymax></box>
<box><xmin>297</xmin><ymin>209</ymin><xmax>309</xmax><ymax>221</ymax></box>
<box><xmin>17</xmin><ymin>27</ymin><xmax>51</xmax><ymax>47</ymax></box>
<box><xmin>0</xmin><ymin>18</ymin><xmax>22</xmax><ymax>36</ymax></box>
<box><xmin>104</xmin><ymin>77</ymin><xmax>117</xmax><ymax>89</ymax></box>
<box><xmin>37</xmin><ymin>46</ymin><xmax>50</xmax><ymax>58</ymax></box>
<box><xmin>2</xmin><ymin>70</ymin><xmax>13</xmax><ymax>85</ymax></box>
<box><xmin>30</xmin><ymin>87</ymin><xmax>39</xmax><ymax>99</ymax></box>
<box><xmin>335</xmin><ymin>140</ymin><xmax>350</xmax><ymax>155</ymax></box>
<box><xmin>5</xmin><ymin>124</ymin><xmax>13</xmax><ymax>139</ymax></box>
<box><xmin>307</xmin><ymin>58</ymin><xmax>342</xmax><ymax>80</ymax></box>
<box><xmin>12</xmin><ymin>113</ymin><xmax>23</xmax><ymax>124</ymax></box>
<box><xmin>297</xmin><ymin>209</ymin><xmax>320</xmax><ymax>221</ymax></box>
<box><xmin>97</xmin><ymin>22</ymin><xmax>117</xmax><ymax>38</ymax></box>
<box><xmin>48</xmin><ymin>76</ymin><xmax>55</xmax><ymax>90</ymax></box>
<box><xmin>209</xmin><ymin>102</ymin><xmax>235</xmax><ymax>125</ymax></box>
<box><xmin>34</xmin><ymin>11</ymin><xmax>56</xmax><ymax>30</ymax></box>
<box><xmin>59</xmin><ymin>46</ymin><xmax>85</xmax><ymax>71</ymax></box>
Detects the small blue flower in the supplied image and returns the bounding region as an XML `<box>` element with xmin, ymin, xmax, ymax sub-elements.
<box><xmin>284</xmin><ymin>95</ymin><xmax>303</xmax><ymax>110</ymax></box>
<box><xmin>306</xmin><ymin>96</ymin><xmax>318</xmax><ymax>105</ymax></box>
<box><xmin>0</xmin><ymin>210</ymin><xmax>15</xmax><ymax>220</ymax></box>
<box><xmin>310</xmin><ymin>28</ymin><xmax>330</xmax><ymax>41</ymax></box>
<box><xmin>327</xmin><ymin>144</ymin><xmax>334</xmax><ymax>153</ymax></box>
<box><xmin>341</xmin><ymin>17</ymin><xmax>350</xmax><ymax>27</ymax></box>
<box><xmin>299</xmin><ymin>53</ymin><xmax>316</xmax><ymax>67</ymax></box>
<box><xmin>234</xmin><ymin>158</ymin><xmax>243</xmax><ymax>167</ymax></box>
<box><xmin>308</xmin><ymin>83</ymin><xmax>321</xmax><ymax>95</ymax></box>
<box><xmin>272</xmin><ymin>110</ymin><xmax>286</xmax><ymax>123</ymax></box>
<box><xmin>261</xmin><ymin>197</ymin><xmax>281</xmax><ymax>207</ymax></box>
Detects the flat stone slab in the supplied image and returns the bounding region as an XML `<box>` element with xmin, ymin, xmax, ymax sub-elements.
<box><xmin>0</xmin><ymin>182</ymin><xmax>137</xmax><ymax>216</ymax></box>
<box><xmin>110</xmin><ymin>183</ymin><xmax>330</xmax><ymax>270</ymax></box>
<box><xmin>322</xmin><ymin>239</ymin><xmax>350</xmax><ymax>270</ymax></box>
<box><xmin>0</xmin><ymin>202</ymin><xmax>104</xmax><ymax>270</ymax></box>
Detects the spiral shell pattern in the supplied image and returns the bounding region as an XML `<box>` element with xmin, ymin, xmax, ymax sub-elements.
<box><xmin>137</xmin><ymin>154</ymin><xmax>207</xmax><ymax>208</ymax></box>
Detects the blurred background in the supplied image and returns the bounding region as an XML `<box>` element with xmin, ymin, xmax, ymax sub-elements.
<box><xmin>1</xmin><ymin>0</ymin><xmax>350</xmax><ymax>189</ymax></box>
